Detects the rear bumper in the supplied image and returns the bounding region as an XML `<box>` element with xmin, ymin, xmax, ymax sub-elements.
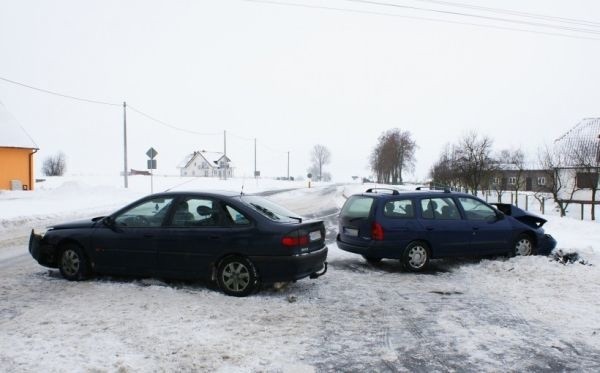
<box><xmin>336</xmin><ymin>234</ymin><xmax>403</xmax><ymax>259</ymax></box>
<box><xmin>250</xmin><ymin>246</ymin><xmax>328</xmax><ymax>283</ymax></box>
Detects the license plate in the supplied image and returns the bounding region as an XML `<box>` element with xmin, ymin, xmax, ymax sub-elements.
<box><xmin>309</xmin><ymin>230</ymin><xmax>322</xmax><ymax>241</ymax></box>
<box><xmin>344</xmin><ymin>227</ymin><xmax>358</xmax><ymax>237</ymax></box>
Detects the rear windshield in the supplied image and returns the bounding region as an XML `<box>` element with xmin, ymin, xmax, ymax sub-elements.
<box><xmin>240</xmin><ymin>195</ymin><xmax>301</xmax><ymax>223</ymax></box>
<box><xmin>341</xmin><ymin>196</ymin><xmax>374</xmax><ymax>219</ymax></box>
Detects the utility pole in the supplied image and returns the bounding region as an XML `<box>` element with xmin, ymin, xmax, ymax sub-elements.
<box><xmin>223</xmin><ymin>130</ymin><xmax>227</xmax><ymax>180</ymax></box>
<box><xmin>254</xmin><ymin>138</ymin><xmax>257</xmax><ymax>179</ymax></box>
<box><xmin>123</xmin><ymin>101</ymin><xmax>128</xmax><ymax>188</ymax></box>
<box><xmin>287</xmin><ymin>151</ymin><xmax>290</xmax><ymax>181</ymax></box>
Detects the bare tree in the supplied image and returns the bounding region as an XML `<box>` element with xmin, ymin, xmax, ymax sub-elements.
<box><xmin>310</xmin><ymin>144</ymin><xmax>331</xmax><ymax>181</ymax></box>
<box><xmin>42</xmin><ymin>152</ymin><xmax>67</xmax><ymax>176</ymax></box>
<box><xmin>537</xmin><ymin>144</ymin><xmax>577</xmax><ymax>217</ymax></box>
<box><xmin>370</xmin><ymin>129</ymin><xmax>416</xmax><ymax>184</ymax></box>
<box><xmin>453</xmin><ymin>132</ymin><xmax>494</xmax><ymax>195</ymax></box>
<box><xmin>568</xmin><ymin>139</ymin><xmax>600</xmax><ymax>220</ymax></box>
<box><xmin>429</xmin><ymin>144</ymin><xmax>461</xmax><ymax>189</ymax></box>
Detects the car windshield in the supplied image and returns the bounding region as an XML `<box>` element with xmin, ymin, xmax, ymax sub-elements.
<box><xmin>240</xmin><ymin>195</ymin><xmax>301</xmax><ymax>223</ymax></box>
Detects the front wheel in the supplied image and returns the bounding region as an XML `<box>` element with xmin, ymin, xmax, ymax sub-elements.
<box><xmin>216</xmin><ymin>256</ymin><xmax>259</xmax><ymax>297</ymax></box>
<box><xmin>58</xmin><ymin>244</ymin><xmax>91</xmax><ymax>281</ymax></box>
<box><xmin>401</xmin><ymin>242</ymin><xmax>430</xmax><ymax>272</ymax></box>
<box><xmin>513</xmin><ymin>234</ymin><xmax>535</xmax><ymax>256</ymax></box>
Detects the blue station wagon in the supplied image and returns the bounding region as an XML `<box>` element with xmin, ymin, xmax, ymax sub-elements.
<box><xmin>336</xmin><ymin>188</ymin><xmax>557</xmax><ymax>271</ymax></box>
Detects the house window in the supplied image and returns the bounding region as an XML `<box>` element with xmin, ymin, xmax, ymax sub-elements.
<box><xmin>537</xmin><ymin>177</ymin><xmax>546</xmax><ymax>186</ymax></box>
<box><xmin>492</xmin><ymin>177</ymin><xmax>500</xmax><ymax>185</ymax></box>
<box><xmin>577</xmin><ymin>172</ymin><xmax>599</xmax><ymax>189</ymax></box>
<box><xmin>508</xmin><ymin>177</ymin><xmax>517</xmax><ymax>185</ymax></box>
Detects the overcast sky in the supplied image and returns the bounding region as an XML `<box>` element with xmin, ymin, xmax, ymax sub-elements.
<box><xmin>1</xmin><ymin>0</ymin><xmax>599</xmax><ymax>182</ymax></box>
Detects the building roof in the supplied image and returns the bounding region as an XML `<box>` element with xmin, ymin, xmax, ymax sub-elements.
<box><xmin>554</xmin><ymin>118</ymin><xmax>600</xmax><ymax>167</ymax></box>
<box><xmin>0</xmin><ymin>101</ymin><xmax>38</xmax><ymax>149</ymax></box>
<box><xmin>177</xmin><ymin>150</ymin><xmax>232</xmax><ymax>169</ymax></box>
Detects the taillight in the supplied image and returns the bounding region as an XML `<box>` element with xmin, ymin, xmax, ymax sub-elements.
<box><xmin>282</xmin><ymin>235</ymin><xmax>309</xmax><ymax>247</ymax></box>
<box><xmin>371</xmin><ymin>222</ymin><xmax>384</xmax><ymax>240</ymax></box>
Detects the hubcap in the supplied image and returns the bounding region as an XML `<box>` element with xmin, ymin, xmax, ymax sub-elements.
<box><xmin>515</xmin><ymin>238</ymin><xmax>532</xmax><ymax>256</ymax></box>
<box><xmin>408</xmin><ymin>246</ymin><xmax>427</xmax><ymax>268</ymax></box>
<box><xmin>61</xmin><ymin>250</ymin><xmax>80</xmax><ymax>276</ymax></box>
<box><xmin>222</xmin><ymin>262</ymin><xmax>251</xmax><ymax>292</ymax></box>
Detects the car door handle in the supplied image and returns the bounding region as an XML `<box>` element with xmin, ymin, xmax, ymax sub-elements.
<box><xmin>472</xmin><ymin>227</ymin><xmax>480</xmax><ymax>231</ymax></box>
<box><xmin>425</xmin><ymin>227</ymin><xmax>434</xmax><ymax>231</ymax></box>
<box><xmin>209</xmin><ymin>235</ymin><xmax>221</xmax><ymax>240</ymax></box>
<box><xmin>143</xmin><ymin>234</ymin><xmax>154</xmax><ymax>238</ymax></box>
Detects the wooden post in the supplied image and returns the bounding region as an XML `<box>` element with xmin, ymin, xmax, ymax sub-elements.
<box><xmin>510</xmin><ymin>193</ymin><xmax>514</xmax><ymax>205</ymax></box>
<box><xmin>541</xmin><ymin>197</ymin><xmax>545</xmax><ymax>214</ymax></box>
<box><xmin>525</xmin><ymin>195</ymin><xmax>528</xmax><ymax>211</ymax></box>
<box><xmin>581</xmin><ymin>204</ymin><xmax>584</xmax><ymax>220</ymax></box>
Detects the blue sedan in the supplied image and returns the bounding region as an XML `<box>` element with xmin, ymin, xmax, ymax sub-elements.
<box><xmin>29</xmin><ymin>191</ymin><xmax>328</xmax><ymax>296</ymax></box>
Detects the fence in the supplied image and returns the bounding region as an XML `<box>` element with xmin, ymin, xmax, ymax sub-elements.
<box><xmin>477</xmin><ymin>190</ymin><xmax>599</xmax><ymax>221</ymax></box>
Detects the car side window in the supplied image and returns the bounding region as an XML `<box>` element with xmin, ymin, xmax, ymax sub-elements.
<box><xmin>114</xmin><ymin>197</ymin><xmax>174</xmax><ymax>227</ymax></box>
<box><xmin>224</xmin><ymin>205</ymin><xmax>251</xmax><ymax>225</ymax></box>
<box><xmin>420</xmin><ymin>197</ymin><xmax>460</xmax><ymax>220</ymax></box>
<box><xmin>458</xmin><ymin>197</ymin><xmax>497</xmax><ymax>221</ymax></box>
<box><xmin>383</xmin><ymin>199</ymin><xmax>415</xmax><ymax>218</ymax></box>
<box><xmin>171</xmin><ymin>198</ymin><xmax>221</xmax><ymax>227</ymax></box>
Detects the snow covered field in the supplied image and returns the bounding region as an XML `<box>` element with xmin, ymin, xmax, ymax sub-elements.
<box><xmin>1</xmin><ymin>176</ymin><xmax>600</xmax><ymax>372</ymax></box>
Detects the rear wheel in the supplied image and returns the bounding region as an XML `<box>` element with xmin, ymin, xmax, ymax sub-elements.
<box><xmin>362</xmin><ymin>255</ymin><xmax>382</xmax><ymax>264</ymax></box>
<box><xmin>58</xmin><ymin>244</ymin><xmax>90</xmax><ymax>281</ymax></box>
<box><xmin>402</xmin><ymin>241</ymin><xmax>430</xmax><ymax>272</ymax></box>
<box><xmin>513</xmin><ymin>234</ymin><xmax>535</xmax><ymax>256</ymax></box>
<box><xmin>216</xmin><ymin>256</ymin><xmax>259</xmax><ymax>297</ymax></box>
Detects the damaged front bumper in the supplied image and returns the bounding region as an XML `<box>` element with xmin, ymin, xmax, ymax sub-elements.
<box><xmin>28</xmin><ymin>229</ymin><xmax>56</xmax><ymax>267</ymax></box>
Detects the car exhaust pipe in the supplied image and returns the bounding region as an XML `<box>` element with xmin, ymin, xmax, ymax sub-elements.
<box><xmin>309</xmin><ymin>262</ymin><xmax>327</xmax><ymax>279</ymax></box>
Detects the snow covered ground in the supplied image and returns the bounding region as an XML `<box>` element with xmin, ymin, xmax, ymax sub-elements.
<box><xmin>1</xmin><ymin>177</ymin><xmax>600</xmax><ymax>372</ymax></box>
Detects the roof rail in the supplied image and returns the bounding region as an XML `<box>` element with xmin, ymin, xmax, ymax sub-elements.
<box><xmin>365</xmin><ymin>188</ymin><xmax>399</xmax><ymax>195</ymax></box>
<box><xmin>415</xmin><ymin>186</ymin><xmax>452</xmax><ymax>193</ymax></box>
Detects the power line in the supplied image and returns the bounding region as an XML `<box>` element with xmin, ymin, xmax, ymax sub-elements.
<box><xmin>411</xmin><ymin>0</ymin><xmax>600</xmax><ymax>28</ymax></box>
<box><xmin>341</xmin><ymin>0</ymin><xmax>600</xmax><ymax>35</ymax></box>
<box><xmin>127</xmin><ymin>105</ymin><xmax>221</xmax><ymax>136</ymax></box>
<box><xmin>0</xmin><ymin>76</ymin><xmax>120</xmax><ymax>107</ymax></box>
<box><xmin>241</xmin><ymin>0</ymin><xmax>600</xmax><ymax>41</ymax></box>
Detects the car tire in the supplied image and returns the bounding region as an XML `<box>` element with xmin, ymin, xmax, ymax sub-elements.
<box><xmin>513</xmin><ymin>234</ymin><xmax>535</xmax><ymax>256</ymax></box>
<box><xmin>58</xmin><ymin>243</ymin><xmax>91</xmax><ymax>281</ymax></box>
<box><xmin>216</xmin><ymin>256</ymin><xmax>259</xmax><ymax>297</ymax></box>
<box><xmin>401</xmin><ymin>241</ymin><xmax>430</xmax><ymax>272</ymax></box>
<box><xmin>362</xmin><ymin>255</ymin><xmax>382</xmax><ymax>264</ymax></box>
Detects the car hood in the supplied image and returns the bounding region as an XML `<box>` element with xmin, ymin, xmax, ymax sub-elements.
<box><xmin>51</xmin><ymin>218</ymin><xmax>98</xmax><ymax>230</ymax></box>
<box><xmin>491</xmin><ymin>203</ymin><xmax>547</xmax><ymax>228</ymax></box>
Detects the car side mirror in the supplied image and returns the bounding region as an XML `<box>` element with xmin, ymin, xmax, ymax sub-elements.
<box><xmin>103</xmin><ymin>216</ymin><xmax>115</xmax><ymax>228</ymax></box>
<box><xmin>496</xmin><ymin>211</ymin><xmax>505</xmax><ymax>221</ymax></box>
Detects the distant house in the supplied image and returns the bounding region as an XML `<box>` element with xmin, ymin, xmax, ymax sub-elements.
<box><xmin>553</xmin><ymin>118</ymin><xmax>600</xmax><ymax>202</ymax></box>
<box><xmin>489</xmin><ymin>164</ymin><xmax>552</xmax><ymax>193</ymax></box>
<box><xmin>178</xmin><ymin>150</ymin><xmax>233</xmax><ymax>178</ymax></box>
<box><xmin>0</xmin><ymin>101</ymin><xmax>38</xmax><ymax>190</ymax></box>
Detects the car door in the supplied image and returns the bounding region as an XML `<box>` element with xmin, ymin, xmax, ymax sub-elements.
<box><xmin>156</xmin><ymin>197</ymin><xmax>234</xmax><ymax>278</ymax></box>
<box><xmin>456</xmin><ymin>196</ymin><xmax>512</xmax><ymax>255</ymax></box>
<box><xmin>91</xmin><ymin>196</ymin><xmax>175</xmax><ymax>275</ymax></box>
<box><xmin>417</xmin><ymin>197</ymin><xmax>472</xmax><ymax>257</ymax></box>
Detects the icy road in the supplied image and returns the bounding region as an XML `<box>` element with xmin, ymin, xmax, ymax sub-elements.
<box><xmin>1</xmin><ymin>184</ymin><xmax>600</xmax><ymax>372</ymax></box>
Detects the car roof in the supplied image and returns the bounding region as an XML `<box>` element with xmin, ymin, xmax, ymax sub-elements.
<box><xmin>149</xmin><ymin>190</ymin><xmax>245</xmax><ymax>198</ymax></box>
<box><xmin>355</xmin><ymin>190</ymin><xmax>476</xmax><ymax>200</ymax></box>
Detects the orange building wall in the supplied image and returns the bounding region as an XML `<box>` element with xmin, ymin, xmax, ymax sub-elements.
<box><xmin>0</xmin><ymin>147</ymin><xmax>35</xmax><ymax>190</ymax></box>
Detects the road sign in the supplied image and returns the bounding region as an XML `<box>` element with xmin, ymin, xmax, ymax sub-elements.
<box><xmin>146</xmin><ymin>147</ymin><xmax>158</xmax><ymax>159</ymax></box>
<box><xmin>147</xmin><ymin>160</ymin><xmax>157</xmax><ymax>170</ymax></box>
